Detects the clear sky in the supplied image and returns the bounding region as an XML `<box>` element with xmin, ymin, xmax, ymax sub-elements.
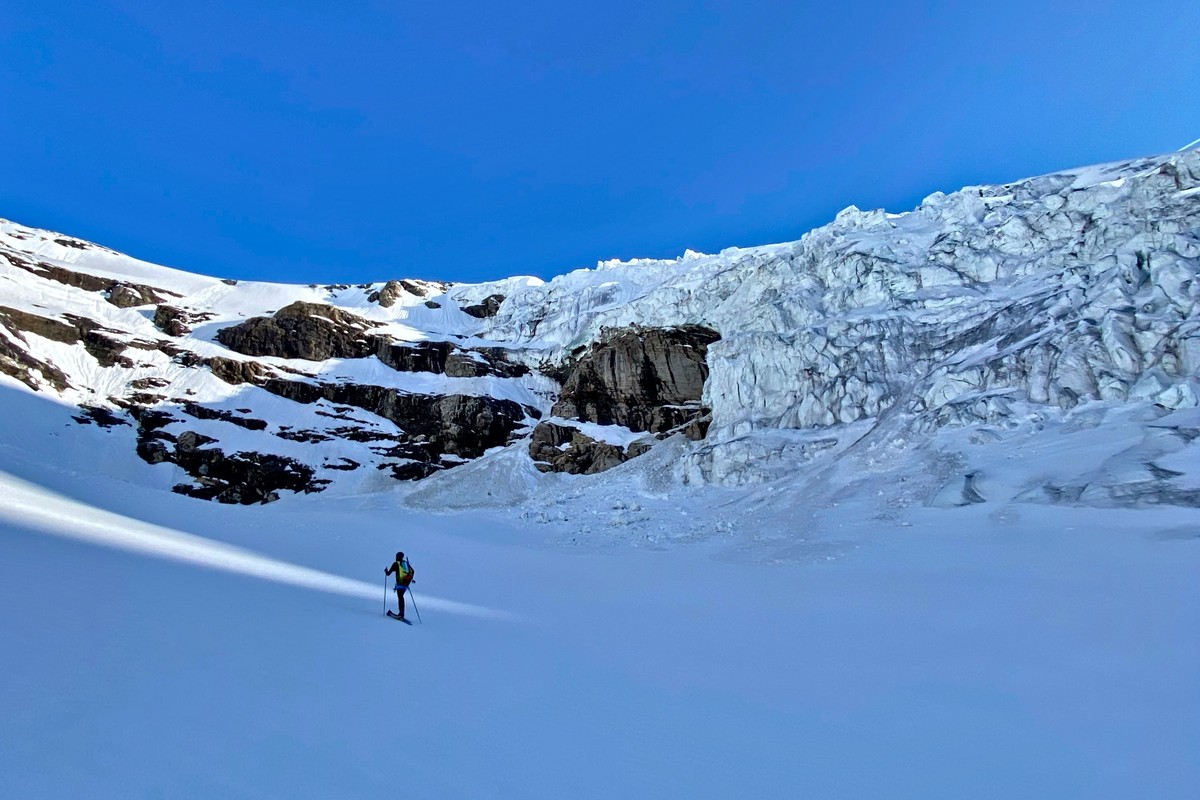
<box><xmin>2</xmin><ymin>1</ymin><xmax>1197</xmax><ymax>285</ymax></box>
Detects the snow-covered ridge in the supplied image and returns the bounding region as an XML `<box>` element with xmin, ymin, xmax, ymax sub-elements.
<box><xmin>1</xmin><ymin>148</ymin><xmax>1198</xmax><ymax>513</ymax></box>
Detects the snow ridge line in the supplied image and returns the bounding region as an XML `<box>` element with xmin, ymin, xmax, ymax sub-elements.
<box><xmin>0</xmin><ymin>472</ymin><xmax>518</xmax><ymax>622</ymax></box>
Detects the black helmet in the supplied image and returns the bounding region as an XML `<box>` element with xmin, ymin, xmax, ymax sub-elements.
<box><xmin>396</xmin><ymin>551</ymin><xmax>404</xmax><ymax>561</ymax></box>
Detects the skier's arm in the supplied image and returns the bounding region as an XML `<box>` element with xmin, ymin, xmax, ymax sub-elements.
<box><xmin>384</xmin><ymin>563</ymin><xmax>395</xmax><ymax>577</ymax></box>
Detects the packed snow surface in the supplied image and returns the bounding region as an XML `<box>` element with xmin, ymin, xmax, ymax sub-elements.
<box><xmin>0</xmin><ymin>390</ymin><xmax>1197</xmax><ymax>798</ymax></box>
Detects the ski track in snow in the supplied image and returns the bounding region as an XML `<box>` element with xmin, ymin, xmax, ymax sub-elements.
<box><xmin>0</xmin><ymin>471</ymin><xmax>518</xmax><ymax>622</ymax></box>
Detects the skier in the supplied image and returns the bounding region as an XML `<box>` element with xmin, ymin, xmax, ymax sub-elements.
<box><xmin>385</xmin><ymin>551</ymin><xmax>415</xmax><ymax>621</ymax></box>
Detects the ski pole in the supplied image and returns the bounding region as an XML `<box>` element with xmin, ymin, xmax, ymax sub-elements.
<box><xmin>408</xmin><ymin>586</ymin><xmax>422</xmax><ymax>625</ymax></box>
<box><xmin>383</xmin><ymin>574</ymin><xmax>388</xmax><ymax>615</ymax></box>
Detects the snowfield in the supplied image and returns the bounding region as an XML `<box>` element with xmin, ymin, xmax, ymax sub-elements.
<box><xmin>0</xmin><ymin>373</ymin><xmax>1198</xmax><ymax>799</ymax></box>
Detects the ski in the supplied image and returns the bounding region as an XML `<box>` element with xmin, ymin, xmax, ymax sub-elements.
<box><xmin>386</xmin><ymin>611</ymin><xmax>412</xmax><ymax>625</ymax></box>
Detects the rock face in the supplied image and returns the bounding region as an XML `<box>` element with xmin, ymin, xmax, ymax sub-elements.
<box><xmin>2</xmin><ymin>251</ymin><xmax>175</xmax><ymax>307</ymax></box>
<box><xmin>201</xmin><ymin>356</ymin><xmax>538</xmax><ymax>479</ymax></box>
<box><xmin>153</xmin><ymin>305</ymin><xmax>213</xmax><ymax>337</ymax></box>
<box><xmin>528</xmin><ymin>422</ymin><xmax>628</xmax><ymax>474</ymax></box>
<box><xmin>129</xmin><ymin>407</ymin><xmax>322</xmax><ymax>504</ymax></box>
<box><xmin>374</xmin><ymin>340</ymin><xmax>529</xmax><ymax>378</ymax></box>
<box><xmin>216</xmin><ymin>301</ymin><xmax>379</xmax><ymax>360</ymax></box>
<box><xmin>258</xmin><ymin>379</ymin><xmax>533</xmax><ymax>470</ymax></box>
<box><xmin>462</xmin><ymin>293</ymin><xmax>506</xmax><ymax>318</ymax></box>
<box><xmin>217</xmin><ymin>302</ymin><xmax>529</xmax><ymax>377</ymax></box>
<box><xmin>553</xmin><ymin>325</ymin><xmax>720</xmax><ymax>434</ymax></box>
<box><xmin>528</xmin><ymin>325</ymin><xmax>721</xmax><ymax>474</ymax></box>
<box><xmin>367</xmin><ymin>279</ymin><xmax>449</xmax><ymax>307</ymax></box>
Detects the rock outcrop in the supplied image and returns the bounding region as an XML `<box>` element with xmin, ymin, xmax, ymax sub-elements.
<box><xmin>217</xmin><ymin>302</ymin><xmax>529</xmax><ymax>377</ymax></box>
<box><xmin>255</xmin><ymin>377</ymin><xmax>534</xmax><ymax>475</ymax></box>
<box><xmin>528</xmin><ymin>421</ymin><xmax>633</xmax><ymax>474</ymax></box>
<box><xmin>216</xmin><ymin>301</ymin><xmax>380</xmax><ymax>361</ymax></box>
<box><xmin>528</xmin><ymin>325</ymin><xmax>721</xmax><ymax>474</ymax></box>
<box><xmin>552</xmin><ymin>325</ymin><xmax>720</xmax><ymax>434</ymax></box>
<box><xmin>462</xmin><ymin>294</ymin><xmax>506</xmax><ymax>318</ymax></box>
<box><xmin>128</xmin><ymin>406</ymin><xmax>323</xmax><ymax>504</ymax></box>
<box><xmin>2</xmin><ymin>251</ymin><xmax>176</xmax><ymax>307</ymax></box>
<box><xmin>367</xmin><ymin>279</ymin><xmax>449</xmax><ymax>307</ymax></box>
<box><xmin>374</xmin><ymin>340</ymin><xmax>529</xmax><ymax>378</ymax></box>
<box><xmin>153</xmin><ymin>305</ymin><xmax>213</xmax><ymax>337</ymax></box>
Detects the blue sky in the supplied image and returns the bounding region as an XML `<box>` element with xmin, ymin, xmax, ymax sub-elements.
<box><xmin>2</xmin><ymin>1</ymin><xmax>1197</xmax><ymax>285</ymax></box>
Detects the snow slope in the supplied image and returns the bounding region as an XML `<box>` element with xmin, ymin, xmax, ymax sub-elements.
<box><xmin>1</xmin><ymin>394</ymin><xmax>1197</xmax><ymax>799</ymax></box>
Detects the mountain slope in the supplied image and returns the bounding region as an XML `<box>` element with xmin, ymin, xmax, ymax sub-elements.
<box><xmin>0</xmin><ymin>149</ymin><xmax>1197</xmax><ymax>524</ymax></box>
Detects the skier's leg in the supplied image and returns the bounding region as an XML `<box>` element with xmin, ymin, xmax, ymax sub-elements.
<box><xmin>398</xmin><ymin>587</ymin><xmax>406</xmax><ymax>619</ymax></box>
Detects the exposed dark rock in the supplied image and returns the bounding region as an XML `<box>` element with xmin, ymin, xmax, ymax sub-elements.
<box><xmin>368</xmin><ymin>279</ymin><xmax>451</xmax><ymax>306</ymax></box>
<box><xmin>0</xmin><ymin>305</ymin><xmax>138</xmax><ymax>369</ymax></box>
<box><xmin>206</xmin><ymin>356</ymin><xmax>270</xmax><ymax>385</ymax></box>
<box><xmin>176</xmin><ymin>430</ymin><xmax>218</xmax><ymax>451</ymax></box>
<box><xmin>552</xmin><ymin>325</ymin><xmax>721</xmax><ymax>435</ymax></box>
<box><xmin>276</xmin><ymin>429</ymin><xmax>333</xmax><ymax>443</ymax></box>
<box><xmin>528</xmin><ymin>421</ymin><xmax>629</xmax><ymax>475</ymax></box>
<box><xmin>166</xmin><ymin>445</ymin><xmax>321</xmax><ymax>504</ymax></box>
<box><xmin>374</xmin><ymin>339</ymin><xmax>530</xmax><ymax>378</ymax></box>
<box><xmin>54</xmin><ymin>237</ymin><xmax>90</xmax><ymax>250</ymax></box>
<box><xmin>119</xmin><ymin>392</ymin><xmax>166</xmax><ymax>408</ymax></box>
<box><xmin>153</xmin><ymin>305</ymin><xmax>212</xmax><ymax>336</ymax></box>
<box><xmin>0</xmin><ymin>305</ymin><xmax>83</xmax><ymax>345</ymax></box>
<box><xmin>177</xmin><ymin>400</ymin><xmax>269</xmax><ymax>431</ymax></box>
<box><xmin>326</xmin><ymin>426</ymin><xmax>404</xmax><ymax>443</ymax></box>
<box><xmin>126</xmin><ymin>405</ymin><xmax>178</xmax><ymax>433</ymax></box>
<box><xmin>106</xmin><ymin>283</ymin><xmax>159</xmax><ymax>308</ymax></box>
<box><xmin>0</xmin><ymin>322</ymin><xmax>71</xmax><ymax>391</ymax></box>
<box><xmin>383</xmin><ymin>459</ymin><xmax>442</xmax><ymax>481</ymax></box>
<box><xmin>462</xmin><ymin>294</ymin><xmax>505</xmax><ymax>318</ymax></box>
<box><xmin>678</xmin><ymin>414</ymin><xmax>713</xmax><ymax>442</ymax></box>
<box><xmin>221</xmin><ymin>278</ymin><xmax>238</xmax><ymax>286</ymax></box>
<box><xmin>324</xmin><ymin>457</ymin><xmax>360</xmax><ymax>471</ymax></box>
<box><xmin>215</xmin><ymin>304</ymin><xmax>529</xmax><ymax>378</ymax></box>
<box><xmin>137</xmin><ymin>439</ymin><xmax>172</xmax><ymax>464</ymax></box>
<box><xmin>164</xmin><ymin>347</ymin><xmax>206</xmax><ymax>368</ymax></box>
<box><xmin>625</xmin><ymin>438</ymin><xmax>657</xmax><ymax>459</ymax></box>
<box><xmin>402</xmin><ymin>279</ymin><xmax>443</xmax><ymax>296</ymax></box>
<box><xmin>374</xmin><ymin>340</ymin><xmax>457</xmax><ymax>374</ymax></box>
<box><xmin>3</xmin><ymin>256</ymin><xmax>177</xmax><ymax>307</ymax></box>
<box><xmin>366</xmin><ymin>280</ymin><xmax>423</xmax><ymax>308</ymax></box>
<box><xmin>129</xmin><ymin>377</ymin><xmax>171</xmax><ymax>390</ymax></box>
<box><xmin>128</xmin><ymin>409</ymin><xmax>322</xmax><ymax>504</ymax></box>
<box><xmin>529</xmin><ymin>325</ymin><xmax>721</xmax><ymax>475</ymax></box>
<box><xmin>64</xmin><ymin>316</ymin><xmax>137</xmax><ymax>368</ymax></box>
<box><xmin>424</xmin><ymin>301</ymin><xmax>441</xmax><ymax>309</ymax></box>
<box><xmin>72</xmin><ymin>406</ymin><xmax>130</xmax><ymax>428</ymax></box>
<box><xmin>216</xmin><ymin>301</ymin><xmax>381</xmax><ymax>361</ymax></box>
<box><xmin>472</xmin><ymin>347</ymin><xmax>532</xmax><ymax>378</ymax></box>
<box><xmin>256</xmin><ymin>376</ymin><xmax>532</xmax><ymax>468</ymax></box>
